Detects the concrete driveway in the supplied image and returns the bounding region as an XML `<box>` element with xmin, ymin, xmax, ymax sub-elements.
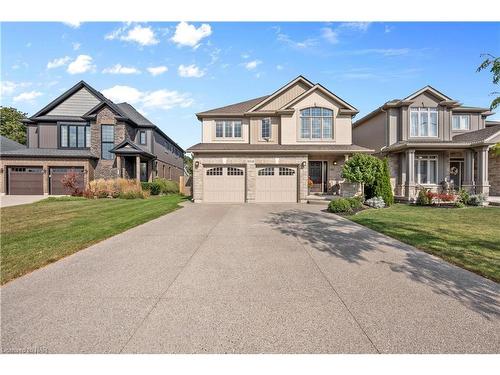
<box><xmin>0</xmin><ymin>195</ymin><xmax>47</xmax><ymax>208</ymax></box>
<box><xmin>1</xmin><ymin>203</ymin><xmax>499</xmax><ymax>353</ymax></box>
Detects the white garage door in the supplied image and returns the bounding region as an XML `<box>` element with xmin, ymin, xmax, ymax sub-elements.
<box><xmin>203</xmin><ymin>166</ymin><xmax>245</xmax><ymax>203</ymax></box>
<box><xmin>256</xmin><ymin>166</ymin><xmax>297</xmax><ymax>203</ymax></box>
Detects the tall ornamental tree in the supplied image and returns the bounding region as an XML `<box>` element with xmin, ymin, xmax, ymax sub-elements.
<box><xmin>0</xmin><ymin>106</ymin><xmax>27</xmax><ymax>145</ymax></box>
<box><xmin>341</xmin><ymin>153</ymin><xmax>380</xmax><ymax>198</ymax></box>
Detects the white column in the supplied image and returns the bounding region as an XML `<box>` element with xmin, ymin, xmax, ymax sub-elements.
<box><xmin>405</xmin><ymin>149</ymin><xmax>415</xmax><ymax>198</ymax></box>
<box><xmin>475</xmin><ymin>146</ymin><xmax>490</xmax><ymax>196</ymax></box>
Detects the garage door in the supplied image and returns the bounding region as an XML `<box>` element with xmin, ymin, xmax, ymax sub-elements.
<box><xmin>256</xmin><ymin>166</ymin><xmax>297</xmax><ymax>203</ymax></box>
<box><xmin>49</xmin><ymin>167</ymin><xmax>85</xmax><ymax>195</ymax></box>
<box><xmin>204</xmin><ymin>166</ymin><xmax>245</xmax><ymax>203</ymax></box>
<box><xmin>8</xmin><ymin>167</ymin><xmax>44</xmax><ymax>195</ymax></box>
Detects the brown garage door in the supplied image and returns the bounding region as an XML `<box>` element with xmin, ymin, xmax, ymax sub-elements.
<box><xmin>49</xmin><ymin>167</ymin><xmax>85</xmax><ymax>195</ymax></box>
<box><xmin>8</xmin><ymin>167</ymin><xmax>44</xmax><ymax>195</ymax></box>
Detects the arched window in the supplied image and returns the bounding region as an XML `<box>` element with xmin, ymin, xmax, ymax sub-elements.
<box><xmin>300</xmin><ymin>107</ymin><xmax>333</xmax><ymax>140</ymax></box>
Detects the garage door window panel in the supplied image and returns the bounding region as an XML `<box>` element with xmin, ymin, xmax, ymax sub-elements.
<box><xmin>206</xmin><ymin>167</ymin><xmax>223</xmax><ymax>176</ymax></box>
<box><xmin>258</xmin><ymin>167</ymin><xmax>274</xmax><ymax>176</ymax></box>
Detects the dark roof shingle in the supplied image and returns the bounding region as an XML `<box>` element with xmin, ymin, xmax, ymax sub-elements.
<box><xmin>0</xmin><ymin>148</ymin><xmax>97</xmax><ymax>158</ymax></box>
<box><xmin>196</xmin><ymin>95</ymin><xmax>269</xmax><ymax>117</ymax></box>
<box><xmin>452</xmin><ymin>124</ymin><xmax>500</xmax><ymax>143</ymax></box>
<box><xmin>1</xmin><ymin>136</ymin><xmax>26</xmax><ymax>152</ymax></box>
<box><xmin>187</xmin><ymin>143</ymin><xmax>372</xmax><ymax>153</ymax></box>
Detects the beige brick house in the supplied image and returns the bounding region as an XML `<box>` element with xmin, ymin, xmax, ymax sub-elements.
<box><xmin>187</xmin><ymin>76</ymin><xmax>372</xmax><ymax>203</ymax></box>
<box><xmin>0</xmin><ymin>81</ymin><xmax>184</xmax><ymax>195</ymax></box>
<box><xmin>352</xmin><ymin>86</ymin><xmax>500</xmax><ymax>200</ymax></box>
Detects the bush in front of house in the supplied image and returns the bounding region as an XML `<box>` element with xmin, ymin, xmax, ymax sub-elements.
<box><xmin>61</xmin><ymin>171</ymin><xmax>83</xmax><ymax>196</ymax></box>
<box><xmin>365</xmin><ymin>196</ymin><xmax>386</xmax><ymax>208</ymax></box>
<box><xmin>141</xmin><ymin>181</ymin><xmax>162</xmax><ymax>195</ymax></box>
<box><xmin>347</xmin><ymin>196</ymin><xmax>364</xmax><ymax>209</ymax></box>
<box><xmin>371</xmin><ymin>158</ymin><xmax>394</xmax><ymax>206</ymax></box>
<box><xmin>83</xmin><ymin>178</ymin><xmax>147</xmax><ymax>199</ymax></box>
<box><xmin>153</xmin><ymin>177</ymin><xmax>179</xmax><ymax>194</ymax></box>
<box><xmin>468</xmin><ymin>194</ymin><xmax>486</xmax><ymax>206</ymax></box>
<box><xmin>458</xmin><ymin>188</ymin><xmax>470</xmax><ymax>205</ymax></box>
<box><xmin>416</xmin><ymin>189</ymin><xmax>431</xmax><ymax>206</ymax></box>
<box><xmin>328</xmin><ymin>198</ymin><xmax>353</xmax><ymax>214</ymax></box>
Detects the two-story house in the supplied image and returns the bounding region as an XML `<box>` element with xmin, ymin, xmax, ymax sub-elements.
<box><xmin>187</xmin><ymin>76</ymin><xmax>373</xmax><ymax>203</ymax></box>
<box><xmin>0</xmin><ymin>81</ymin><xmax>184</xmax><ymax>195</ymax></box>
<box><xmin>352</xmin><ymin>86</ymin><xmax>500</xmax><ymax>200</ymax></box>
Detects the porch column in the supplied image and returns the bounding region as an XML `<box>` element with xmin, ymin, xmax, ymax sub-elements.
<box><xmin>462</xmin><ymin>149</ymin><xmax>475</xmax><ymax>193</ymax></box>
<box><xmin>404</xmin><ymin>149</ymin><xmax>415</xmax><ymax>199</ymax></box>
<box><xmin>475</xmin><ymin>146</ymin><xmax>490</xmax><ymax>196</ymax></box>
<box><xmin>148</xmin><ymin>160</ymin><xmax>154</xmax><ymax>182</ymax></box>
<box><xmin>116</xmin><ymin>155</ymin><xmax>122</xmax><ymax>178</ymax></box>
<box><xmin>135</xmin><ymin>155</ymin><xmax>141</xmax><ymax>184</ymax></box>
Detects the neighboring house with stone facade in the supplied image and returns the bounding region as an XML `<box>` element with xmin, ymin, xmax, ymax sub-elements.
<box><xmin>0</xmin><ymin>81</ymin><xmax>184</xmax><ymax>195</ymax></box>
<box><xmin>352</xmin><ymin>85</ymin><xmax>500</xmax><ymax>200</ymax></box>
<box><xmin>187</xmin><ymin>76</ymin><xmax>373</xmax><ymax>203</ymax></box>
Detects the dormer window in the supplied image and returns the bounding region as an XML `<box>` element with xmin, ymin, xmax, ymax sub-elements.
<box><xmin>261</xmin><ymin>118</ymin><xmax>271</xmax><ymax>139</ymax></box>
<box><xmin>215</xmin><ymin>120</ymin><xmax>242</xmax><ymax>138</ymax></box>
<box><xmin>300</xmin><ymin>107</ymin><xmax>333</xmax><ymax>140</ymax></box>
<box><xmin>410</xmin><ymin>107</ymin><xmax>438</xmax><ymax>137</ymax></box>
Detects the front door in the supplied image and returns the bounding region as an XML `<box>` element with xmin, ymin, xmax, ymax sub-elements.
<box><xmin>308</xmin><ymin>161</ymin><xmax>328</xmax><ymax>193</ymax></box>
<box><xmin>140</xmin><ymin>162</ymin><xmax>148</xmax><ymax>182</ymax></box>
<box><xmin>449</xmin><ymin>160</ymin><xmax>464</xmax><ymax>190</ymax></box>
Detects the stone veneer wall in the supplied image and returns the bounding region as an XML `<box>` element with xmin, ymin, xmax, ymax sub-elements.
<box><xmin>192</xmin><ymin>154</ymin><xmax>308</xmax><ymax>203</ymax></box>
<box><xmin>489</xmin><ymin>151</ymin><xmax>500</xmax><ymax>196</ymax></box>
<box><xmin>91</xmin><ymin>108</ymin><xmax>134</xmax><ymax>180</ymax></box>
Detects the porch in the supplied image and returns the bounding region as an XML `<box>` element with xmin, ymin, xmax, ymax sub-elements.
<box><xmin>110</xmin><ymin>140</ymin><xmax>156</xmax><ymax>182</ymax></box>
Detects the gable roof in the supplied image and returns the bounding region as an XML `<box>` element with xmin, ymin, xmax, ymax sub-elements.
<box><xmin>404</xmin><ymin>85</ymin><xmax>453</xmax><ymax>101</ymax></box>
<box><xmin>1</xmin><ymin>135</ymin><xmax>26</xmax><ymax>152</ymax></box>
<box><xmin>247</xmin><ymin>76</ymin><xmax>315</xmax><ymax>112</ymax></box>
<box><xmin>280</xmin><ymin>83</ymin><xmax>358</xmax><ymax>113</ymax></box>
<box><xmin>196</xmin><ymin>75</ymin><xmax>358</xmax><ymax>118</ymax></box>
<box><xmin>24</xmin><ymin>80</ymin><xmax>184</xmax><ymax>153</ymax></box>
<box><xmin>110</xmin><ymin>139</ymin><xmax>155</xmax><ymax>158</ymax></box>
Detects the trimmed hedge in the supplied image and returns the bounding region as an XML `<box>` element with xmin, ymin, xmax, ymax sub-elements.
<box><xmin>328</xmin><ymin>198</ymin><xmax>353</xmax><ymax>214</ymax></box>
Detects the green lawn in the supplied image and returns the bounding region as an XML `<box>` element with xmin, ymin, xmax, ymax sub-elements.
<box><xmin>0</xmin><ymin>195</ymin><xmax>187</xmax><ymax>284</ymax></box>
<box><xmin>349</xmin><ymin>204</ymin><xmax>500</xmax><ymax>282</ymax></box>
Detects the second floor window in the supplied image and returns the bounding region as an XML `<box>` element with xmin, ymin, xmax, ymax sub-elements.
<box><xmin>410</xmin><ymin>107</ymin><xmax>438</xmax><ymax>137</ymax></box>
<box><xmin>60</xmin><ymin>124</ymin><xmax>90</xmax><ymax>148</ymax></box>
<box><xmin>215</xmin><ymin>120</ymin><xmax>242</xmax><ymax>138</ymax></box>
<box><xmin>261</xmin><ymin>118</ymin><xmax>271</xmax><ymax>139</ymax></box>
<box><xmin>452</xmin><ymin>115</ymin><xmax>470</xmax><ymax>130</ymax></box>
<box><xmin>139</xmin><ymin>130</ymin><xmax>146</xmax><ymax>145</ymax></box>
<box><xmin>101</xmin><ymin>125</ymin><xmax>114</xmax><ymax>160</ymax></box>
<box><xmin>300</xmin><ymin>107</ymin><xmax>333</xmax><ymax>140</ymax></box>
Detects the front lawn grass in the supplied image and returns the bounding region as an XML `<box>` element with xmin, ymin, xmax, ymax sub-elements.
<box><xmin>349</xmin><ymin>204</ymin><xmax>500</xmax><ymax>282</ymax></box>
<box><xmin>1</xmin><ymin>194</ymin><xmax>187</xmax><ymax>284</ymax></box>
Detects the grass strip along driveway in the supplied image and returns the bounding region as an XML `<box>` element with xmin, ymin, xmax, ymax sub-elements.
<box><xmin>349</xmin><ymin>204</ymin><xmax>500</xmax><ymax>282</ymax></box>
<box><xmin>1</xmin><ymin>195</ymin><xmax>186</xmax><ymax>284</ymax></box>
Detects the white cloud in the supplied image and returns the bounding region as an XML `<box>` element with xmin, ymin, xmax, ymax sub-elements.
<box><xmin>170</xmin><ymin>22</ymin><xmax>212</xmax><ymax>48</ymax></box>
<box><xmin>276</xmin><ymin>65</ymin><xmax>284</xmax><ymax>70</ymax></box>
<box><xmin>67</xmin><ymin>55</ymin><xmax>95</xmax><ymax>74</ymax></box>
<box><xmin>244</xmin><ymin>60</ymin><xmax>262</xmax><ymax>70</ymax></box>
<box><xmin>106</xmin><ymin>24</ymin><xmax>159</xmax><ymax>46</ymax></box>
<box><xmin>63</xmin><ymin>21</ymin><xmax>81</xmax><ymax>28</ymax></box>
<box><xmin>385</xmin><ymin>25</ymin><xmax>394</xmax><ymax>33</ymax></box>
<box><xmin>343</xmin><ymin>48</ymin><xmax>411</xmax><ymax>56</ymax></box>
<box><xmin>1</xmin><ymin>81</ymin><xmax>31</xmax><ymax>96</ymax></box>
<box><xmin>102</xmin><ymin>64</ymin><xmax>141</xmax><ymax>75</ymax></box>
<box><xmin>277</xmin><ymin>32</ymin><xmax>317</xmax><ymax>49</ymax></box>
<box><xmin>47</xmin><ymin>56</ymin><xmax>71</xmax><ymax>69</ymax></box>
<box><xmin>178</xmin><ymin>64</ymin><xmax>205</xmax><ymax>78</ymax></box>
<box><xmin>72</xmin><ymin>42</ymin><xmax>81</xmax><ymax>51</ymax></box>
<box><xmin>101</xmin><ymin>85</ymin><xmax>193</xmax><ymax>110</ymax></box>
<box><xmin>147</xmin><ymin>66</ymin><xmax>168</xmax><ymax>76</ymax></box>
<box><xmin>13</xmin><ymin>90</ymin><xmax>42</xmax><ymax>102</ymax></box>
<box><xmin>321</xmin><ymin>27</ymin><xmax>339</xmax><ymax>44</ymax></box>
<box><xmin>339</xmin><ymin>22</ymin><xmax>371</xmax><ymax>32</ymax></box>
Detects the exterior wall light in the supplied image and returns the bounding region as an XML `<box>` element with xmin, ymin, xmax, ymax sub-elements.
<box><xmin>195</xmin><ymin>161</ymin><xmax>200</xmax><ymax>169</ymax></box>
<box><xmin>301</xmin><ymin>161</ymin><xmax>306</xmax><ymax>168</ymax></box>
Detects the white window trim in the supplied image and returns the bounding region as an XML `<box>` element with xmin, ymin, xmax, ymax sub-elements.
<box><xmin>215</xmin><ymin>120</ymin><xmax>243</xmax><ymax>139</ymax></box>
<box><xmin>298</xmin><ymin>107</ymin><xmax>334</xmax><ymax>141</ymax></box>
<box><xmin>415</xmin><ymin>155</ymin><xmax>438</xmax><ymax>185</ymax></box>
<box><xmin>452</xmin><ymin>114</ymin><xmax>470</xmax><ymax>131</ymax></box>
<box><xmin>260</xmin><ymin>118</ymin><xmax>272</xmax><ymax>140</ymax></box>
<box><xmin>410</xmin><ymin>107</ymin><xmax>439</xmax><ymax>138</ymax></box>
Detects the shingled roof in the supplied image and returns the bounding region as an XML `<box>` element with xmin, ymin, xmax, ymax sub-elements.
<box><xmin>196</xmin><ymin>95</ymin><xmax>269</xmax><ymax>118</ymax></box>
<box><xmin>187</xmin><ymin>143</ymin><xmax>373</xmax><ymax>153</ymax></box>
<box><xmin>452</xmin><ymin>124</ymin><xmax>500</xmax><ymax>143</ymax></box>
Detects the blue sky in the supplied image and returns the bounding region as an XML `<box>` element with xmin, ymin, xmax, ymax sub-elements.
<box><xmin>1</xmin><ymin>22</ymin><xmax>499</xmax><ymax>149</ymax></box>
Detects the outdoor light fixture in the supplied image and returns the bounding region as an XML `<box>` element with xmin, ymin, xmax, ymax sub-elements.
<box><xmin>301</xmin><ymin>161</ymin><xmax>306</xmax><ymax>168</ymax></box>
<box><xmin>333</xmin><ymin>161</ymin><xmax>337</xmax><ymax>165</ymax></box>
<box><xmin>195</xmin><ymin>161</ymin><xmax>200</xmax><ymax>168</ymax></box>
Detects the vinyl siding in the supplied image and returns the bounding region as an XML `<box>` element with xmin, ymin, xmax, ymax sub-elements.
<box><xmin>47</xmin><ymin>87</ymin><xmax>101</xmax><ymax>116</ymax></box>
<box><xmin>38</xmin><ymin>124</ymin><xmax>58</xmax><ymax>148</ymax></box>
<box><xmin>258</xmin><ymin>81</ymin><xmax>310</xmax><ymax>111</ymax></box>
